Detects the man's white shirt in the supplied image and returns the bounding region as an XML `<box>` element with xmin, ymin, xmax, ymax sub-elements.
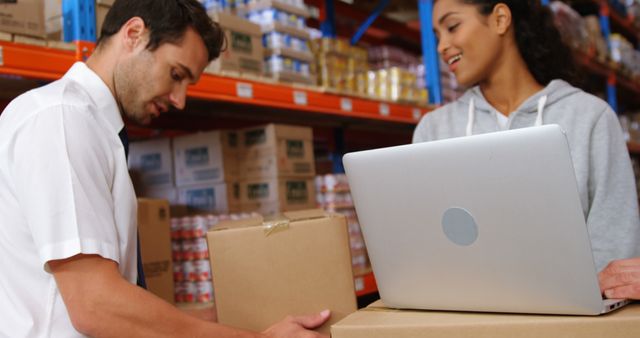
<box><xmin>0</xmin><ymin>62</ymin><xmax>137</xmax><ymax>337</ymax></box>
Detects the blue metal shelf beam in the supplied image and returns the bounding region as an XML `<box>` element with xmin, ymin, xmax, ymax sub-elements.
<box><xmin>350</xmin><ymin>0</ymin><xmax>391</xmax><ymax>45</ymax></box>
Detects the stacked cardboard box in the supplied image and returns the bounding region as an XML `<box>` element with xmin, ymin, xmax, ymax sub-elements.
<box><xmin>129</xmin><ymin>138</ymin><xmax>178</xmax><ymax>204</ymax></box>
<box><xmin>173</xmin><ymin>130</ymin><xmax>242</xmax><ymax>214</ymax></box>
<box><xmin>237</xmin><ymin>123</ymin><xmax>316</xmax><ymax>215</ymax></box>
<box><xmin>205</xmin><ymin>11</ymin><xmax>264</xmax><ymax>77</ymax></box>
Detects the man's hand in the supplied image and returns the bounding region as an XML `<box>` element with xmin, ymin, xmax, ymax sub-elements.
<box><xmin>262</xmin><ymin>310</ymin><xmax>331</xmax><ymax>338</ymax></box>
<box><xmin>599</xmin><ymin>257</ymin><xmax>640</xmax><ymax>299</ymax></box>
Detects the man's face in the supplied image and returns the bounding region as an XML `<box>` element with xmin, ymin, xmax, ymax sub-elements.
<box><xmin>114</xmin><ymin>27</ymin><xmax>209</xmax><ymax>125</ymax></box>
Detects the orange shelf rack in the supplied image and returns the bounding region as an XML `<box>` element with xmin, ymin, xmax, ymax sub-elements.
<box><xmin>0</xmin><ymin>40</ymin><xmax>431</xmax><ymax>124</ymax></box>
<box><xmin>354</xmin><ymin>271</ymin><xmax>377</xmax><ymax>297</ymax></box>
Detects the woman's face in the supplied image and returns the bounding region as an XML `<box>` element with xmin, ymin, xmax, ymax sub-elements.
<box><xmin>433</xmin><ymin>0</ymin><xmax>505</xmax><ymax>86</ymax></box>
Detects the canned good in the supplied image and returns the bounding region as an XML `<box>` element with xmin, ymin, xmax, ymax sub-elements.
<box><xmin>173</xmin><ymin>262</ymin><xmax>184</xmax><ymax>282</ymax></box>
<box><xmin>192</xmin><ymin>216</ymin><xmax>207</xmax><ymax>238</ymax></box>
<box><xmin>181</xmin><ymin>239</ymin><xmax>196</xmax><ymax>261</ymax></box>
<box><xmin>184</xmin><ymin>281</ymin><xmax>197</xmax><ymax>303</ymax></box>
<box><xmin>193</xmin><ymin>237</ymin><xmax>209</xmax><ymax>260</ymax></box>
<box><xmin>196</xmin><ymin>280</ymin><xmax>214</xmax><ymax>303</ymax></box>
<box><xmin>171</xmin><ymin>240</ymin><xmax>182</xmax><ymax>262</ymax></box>
<box><xmin>174</xmin><ymin>281</ymin><xmax>187</xmax><ymax>303</ymax></box>
<box><xmin>182</xmin><ymin>260</ymin><xmax>197</xmax><ymax>282</ymax></box>
<box><xmin>170</xmin><ymin>218</ymin><xmax>181</xmax><ymax>240</ymax></box>
<box><xmin>180</xmin><ymin>216</ymin><xmax>194</xmax><ymax>239</ymax></box>
<box><xmin>194</xmin><ymin>259</ymin><xmax>212</xmax><ymax>281</ymax></box>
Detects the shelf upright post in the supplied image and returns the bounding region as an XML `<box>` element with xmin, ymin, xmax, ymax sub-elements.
<box><xmin>320</xmin><ymin>0</ymin><xmax>337</xmax><ymax>38</ymax></box>
<box><xmin>350</xmin><ymin>0</ymin><xmax>391</xmax><ymax>45</ymax></box>
<box><xmin>418</xmin><ymin>0</ymin><xmax>442</xmax><ymax>105</ymax></box>
<box><xmin>332</xmin><ymin>127</ymin><xmax>345</xmax><ymax>174</ymax></box>
<box><xmin>599</xmin><ymin>2</ymin><xmax>618</xmax><ymax>113</ymax></box>
<box><xmin>62</xmin><ymin>0</ymin><xmax>97</xmax><ymax>62</ymax></box>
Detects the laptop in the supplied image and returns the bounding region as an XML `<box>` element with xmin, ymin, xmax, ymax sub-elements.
<box><xmin>343</xmin><ymin>124</ymin><xmax>629</xmax><ymax>315</ymax></box>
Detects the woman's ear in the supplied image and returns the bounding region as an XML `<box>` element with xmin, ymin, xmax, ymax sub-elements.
<box><xmin>491</xmin><ymin>3</ymin><xmax>513</xmax><ymax>35</ymax></box>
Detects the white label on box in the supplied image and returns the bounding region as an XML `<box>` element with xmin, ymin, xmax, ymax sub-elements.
<box><xmin>293</xmin><ymin>90</ymin><xmax>307</xmax><ymax>106</ymax></box>
<box><xmin>340</xmin><ymin>98</ymin><xmax>352</xmax><ymax>112</ymax></box>
<box><xmin>354</xmin><ymin>276</ymin><xmax>364</xmax><ymax>292</ymax></box>
<box><xmin>379</xmin><ymin>104</ymin><xmax>390</xmax><ymax>116</ymax></box>
<box><xmin>0</xmin><ymin>46</ymin><xmax>3</xmax><ymax>66</ymax></box>
<box><xmin>412</xmin><ymin>108</ymin><xmax>422</xmax><ymax>121</ymax></box>
<box><xmin>236</xmin><ymin>82</ymin><xmax>253</xmax><ymax>99</ymax></box>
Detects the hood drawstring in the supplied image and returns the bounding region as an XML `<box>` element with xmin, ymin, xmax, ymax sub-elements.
<box><xmin>465</xmin><ymin>95</ymin><xmax>549</xmax><ymax>136</ymax></box>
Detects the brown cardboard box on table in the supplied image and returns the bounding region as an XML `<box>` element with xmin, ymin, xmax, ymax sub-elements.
<box><xmin>137</xmin><ymin>198</ymin><xmax>175</xmax><ymax>305</ymax></box>
<box><xmin>331</xmin><ymin>300</ymin><xmax>640</xmax><ymax>338</ymax></box>
<box><xmin>207</xmin><ymin>209</ymin><xmax>357</xmax><ymax>334</ymax></box>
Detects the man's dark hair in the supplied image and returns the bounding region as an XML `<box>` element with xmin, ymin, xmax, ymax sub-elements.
<box><xmin>97</xmin><ymin>0</ymin><xmax>225</xmax><ymax>61</ymax></box>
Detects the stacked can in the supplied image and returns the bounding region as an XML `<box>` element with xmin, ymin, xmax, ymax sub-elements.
<box><xmin>315</xmin><ymin>174</ymin><xmax>371</xmax><ymax>275</ymax></box>
<box><xmin>171</xmin><ymin>215</ymin><xmax>216</xmax><ymax>304</ymax></box>
<box><xmin>171</xmin><ymin>212</ymin><xmax>261</xmax><ymax>304</ymax></box>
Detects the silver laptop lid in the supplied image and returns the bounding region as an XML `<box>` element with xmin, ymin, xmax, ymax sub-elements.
<box><xmin>343</xmin><ymin>125</ymin><xmax>604</xmax><ymax>315</ymax></box>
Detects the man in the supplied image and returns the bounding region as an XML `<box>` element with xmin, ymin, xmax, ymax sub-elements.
<box><xmin>0</xmin><ymin>0</ymin><xmax>329</xmax><ymax>337</ymax></box>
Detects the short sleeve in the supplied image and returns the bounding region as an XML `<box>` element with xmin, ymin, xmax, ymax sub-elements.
<box><xmin>11</xmin><ymin>103</ymin><xmax>121</xmax><ymax>271</ymax></box>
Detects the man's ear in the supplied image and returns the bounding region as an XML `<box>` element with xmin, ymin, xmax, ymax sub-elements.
<box><xmin>490</xmin><ymin>3</ymin><xmax>513</xmax><ymax>35</ymax></box>
<box><xmin>119</xmin><ymin>17</ymin><xmax>147</xmax><ymax>51</ymax></box>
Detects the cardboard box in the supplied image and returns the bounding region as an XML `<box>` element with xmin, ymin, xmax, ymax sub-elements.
<box><xmin>96</xmin><ymin>0</ymin><xmax>115</xmax><ymax>5</ymax></box>
<box><xmin>129</xmin><ymin>138</ymin><xmax>175</xmax><ymax>189</ymax></box>
<box><xmin>0</xmin><ymin>0</ymin><xmax>44</xmax><ymax>37</ymax></box>
<box><xmin>239</xmin><ymin>124</ymin><xmax>315</xmax><ymax>179</ymax></box>
<box><xmin>331</xmin><ymin>300</ymin><xmax>640</xmax><ymax>338</ymax></box>
<box><xmin>139</xmin><ymin>186</ymin><xmax>179</xmax><ymax>205</ymax></box>
<box><xmin>173</xmin><ymin>130</ymin><xmax>240</xmax><ymax>187</ymax></box>
<box><xmin>178</xmin><ymin>181</ymin><xmax>241</xmax><ymax>214</ymax></box>
<box><xmin>137</xmin><ymin>198</ymin><xmax>175</xmax><ymax>305</ymax></box>
<box><xmin>207</xmin><ymin>209</ymin><xmax>357</xmax><ymax>334</ymax></box>
<box><xmin>240</xmin><ymin>177</ymin><xmax>316</xmax><ymax>215</ymax></box>
<box><xmin>205</xmin><ymin>12</ymin><xmax>263</xmax><ymax>75</ymax></box>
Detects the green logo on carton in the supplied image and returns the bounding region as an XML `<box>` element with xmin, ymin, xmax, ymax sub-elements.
<box><xmin>185</xmin><ymin>147</ymin><xmax>209</xmax><ymax>166</ymax></box>
<box><xmin>141</xmin><ymin>153</ymin><xmax>162</xmax><ymax>170</ymax></box>
<box><xmin>286</xmin><ymin>140</ymin><xmax>304</xmax><ymax>158</ymax></box>
<box><xmin>248</xmin><ymin>183</ymin><xmax>269</xmax><ymax>200</ymax></box>
<box><xmin>245</xmin><ymin>129</ymin><xmax>266</xmax><ymax>146</ymax></box>
<box><xmin>286</xmin><ymin>181</ymin><xmax>308</xmax><ymax>203</ymax></box>
<box><xmin>231</xmin><ymin>32</ymin><xmax>252</xmax><ymax>53</ymax></box>
<box><xmin>227</xmin><ymin>132</ymin><xmax>238</xmax><ymax>147</ymax></box>
<box><xmin>186</xmin><ymin>188</ymin><xmax>215</xmax><ymax>211</ymax></box>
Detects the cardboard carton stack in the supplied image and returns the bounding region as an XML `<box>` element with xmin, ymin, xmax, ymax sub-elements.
<box><xmin>316</xmin><ymin>174</ymin><xmax>370</xmax><ymax>276</ymax></box>
<box><xmin>237</xmin><ymin>123</ymin><xmax>317</xmax><ymax>215</ymax></box>
<box><xmin>173</xmin><ymin>130</ymin><xmax>242</xmax><ymax>214</ymax></box>
<box><xmin>129</xmin><ymin>138</ymin><xmax>178</xmax><ymax>205</ymax></box>
<box><xmin>238</xmin><ymin>0</ymin><xmax>315</xmax><ymax>84</ymax></box>
<box><xmin>0</xmin><ymin>0</ymin><xmax>73</xmax><ymax>50</ymax></box>
<box><xmin>205</xmin><ymin>11</ymin><xmax>265</xmax><ymax>77</ymax></box>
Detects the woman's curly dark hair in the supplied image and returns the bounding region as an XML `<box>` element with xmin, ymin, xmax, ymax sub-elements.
<box><xmin>459</xmin><ymin>0</ymin><xmax>578</xmax><ymax>86</ymax></box>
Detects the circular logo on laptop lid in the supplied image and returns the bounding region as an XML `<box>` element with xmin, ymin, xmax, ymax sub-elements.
<box><xmin>441</xmin><ymin>207</ymin><xmax>479</xmax><ymax>246</ymax></box>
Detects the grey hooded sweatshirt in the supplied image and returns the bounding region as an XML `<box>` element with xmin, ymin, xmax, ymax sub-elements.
<box><xmin>413</xmin><ymin>80</ymin><xmax>640</xmax><ymax>271</ymax></box>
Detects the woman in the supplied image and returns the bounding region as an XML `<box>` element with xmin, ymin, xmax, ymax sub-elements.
<box><xmin>413</xmin><ymin>0</ymin><xmax>640</xmax><ymax>296</ymax></box>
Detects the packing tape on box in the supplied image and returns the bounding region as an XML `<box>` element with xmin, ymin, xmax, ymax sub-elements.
<box><xmin>262</xmin><ymin>218</ymin><xmax>290</xmax><ymax>236</ymax></box>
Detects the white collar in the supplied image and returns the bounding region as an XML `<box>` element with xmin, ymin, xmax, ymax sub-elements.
<box><xmin>63</xmin><ymin>62</ymin><xmax>124</xmax><ymax>134</ymax></box>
